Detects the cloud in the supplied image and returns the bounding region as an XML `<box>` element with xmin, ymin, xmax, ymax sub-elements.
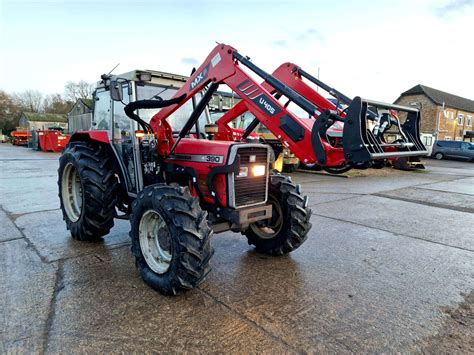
<box><xmin>297</xmin><ymin>28</ymin><xmax>325</xmax><ymax>43</ymax></box>
<box><xmin>181</xmin><ymin>57</ymin><xmax>199</xmax><ymax>66</ymax></box>
<box><xmin>272</xmin><ymin>40</ymin><xmax>287</xmax><ymax>47</ymax></box>
<box><xmin>435</xmin><ymin>0</ymin><xmax>474</xmax><ymax>17</ymax></box>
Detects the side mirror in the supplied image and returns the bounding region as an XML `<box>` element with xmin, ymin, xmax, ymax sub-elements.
<box><xmin>110</xmin><ymin>80</ymin><xmax>123</xmax><ymax>101</ymax></box>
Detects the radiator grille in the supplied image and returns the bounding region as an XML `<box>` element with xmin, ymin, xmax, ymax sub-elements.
<box><xmin>233</xmin><ymin>147</ymin><xmax>268</xmax><ymax>208</ymax></box>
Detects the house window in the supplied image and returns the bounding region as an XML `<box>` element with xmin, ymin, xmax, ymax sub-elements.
<box><xmin>457</xmin><ymin>114</ymin><xmax>464</xmax><ymax>125</ymax></box>
<box><xmin>467</xmin><ymin>115</ymin><xmax>472</xmax><ymax>127</ymax></box>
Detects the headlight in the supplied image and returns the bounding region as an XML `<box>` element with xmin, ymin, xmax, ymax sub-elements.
<box><xmin>251</xmin><ymin>165</ymin><xmax>265</xmax><ymax>177</ymax></box>
<box><xmin>238</xmin><ymin>167</ymin><xmax>249</xmax><ymax>177</ymax></box>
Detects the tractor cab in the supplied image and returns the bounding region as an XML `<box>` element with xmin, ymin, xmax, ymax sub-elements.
<box><xmin>89</xmin><ymin>69</ymin><xmax>210</xmax><ymax>195</ymax></box>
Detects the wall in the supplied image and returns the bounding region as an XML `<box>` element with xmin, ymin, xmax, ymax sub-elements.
<box><xmin>395</xmin><ymin>94</ymin><xmax>438</xmax><ymax>134</ymax></box>
<box><xmin>395</xmin><ymin>94</ymin><xmax>474</xmax><ymax>141</ymax></box>
<box><xmin>69</xmin><ymin>101</ymin><xmax>92</xmax><ymax>116</ymax></box>
<box><xmin>26</xmin><ymin>120</ymin><xmax>68</xmax><ymax>131</ymax></box>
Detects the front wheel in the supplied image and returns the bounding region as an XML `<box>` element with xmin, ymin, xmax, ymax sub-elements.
<box><xmin>130</xmin><ymin>184</ymin><xmax>214</xmax><ymax>295</ymax></box>
<box><xmin>243</xmin><ymin>174</ymin><xmax>312</xmax><ymax>255</ymax></box>
<box><xmin>435</xmin><ymin>152</ymin><xmax>444</xmax><ymax>160</ymax></box>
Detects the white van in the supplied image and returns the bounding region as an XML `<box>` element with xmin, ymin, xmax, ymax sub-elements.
<box><xmin>420</xmin><ymin>133</ymin><xmax>435</xmax><ymax>156</ymax></box>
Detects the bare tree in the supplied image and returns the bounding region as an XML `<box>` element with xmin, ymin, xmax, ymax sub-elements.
<box><xmin>0</xmin><ymin>91</ymin><xmax>22</xmax><ymax>132</ymax></box>
<box><xmin>64</xmin><ymin>80</ymin><xmax>94</xmax><ymax>102</ymax></box>
<box><xmin>15</xmin><ymin>90</ymin><xmax>43</xmax><ymax>112</ymax></box>
<box><xmin>43</xmin><ymin>94</ymin><xmax>73</xmax><ymax>114</ymax></box>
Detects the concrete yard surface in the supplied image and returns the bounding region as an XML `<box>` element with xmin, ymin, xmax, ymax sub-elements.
<box><xmin>1</xmin><ymin>143</ymin><xmax>473</xmax><ymax>353</ymax></box>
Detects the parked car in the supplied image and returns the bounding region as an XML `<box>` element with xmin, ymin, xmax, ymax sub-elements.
<box><xmin>432</xmin><ymin>140</ymin><xmax>474</xmax><ymax>161</ymax></box>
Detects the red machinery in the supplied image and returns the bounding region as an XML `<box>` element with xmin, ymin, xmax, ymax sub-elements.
<box><xmin>37</xmin><ymin>130</ymin><xmax>71</xmax><ymax>152</ymax></box>
<box><xmin>10</xmin><ymin>131</ymin><xmax>31</xmax><ymax>146</ymax></box>
<box><xmin>58</xmin><ymin>44</ymin><xmax>427</xmax><ymax>295</ymax></box>
<box><xmin>214</xmin><ymin>62</ymin><xmax>424</xmax><ymax>173</ymax></box>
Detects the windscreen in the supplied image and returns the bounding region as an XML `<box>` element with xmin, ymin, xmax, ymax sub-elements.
<box><xmin>136</xmin><ymin>84</ymin><xmax>207</xmax><ymax>133</ymax></box>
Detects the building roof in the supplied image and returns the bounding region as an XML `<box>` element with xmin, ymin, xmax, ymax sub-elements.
<box><xmin>399</xmin><ymin>84</ymin><xmax>474</xmax><ymax>112</ymax></box>
<box><xmin>80</xmin><ymin>98</ymin><xmax>94</xmax><ymax>109</ymax></box>
<box><xmin>68</xmin><ymin>98</ymin><xmax>94</xmax><ymax>115</ymax></box>
<box><xmin>22</xmin><ymin>112</ymin><xmax>68</xmax><ymax>123</ymax></box>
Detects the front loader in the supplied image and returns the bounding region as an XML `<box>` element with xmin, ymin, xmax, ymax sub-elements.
<box><xmin>58</xmin><ymin>44</ymin><xmax>426</xmax><ymax>295</ymax></box>
<box><xmin>214</xmin><ymin>62</ymin><xmax>427</xmax><ymax>173</ymax></box>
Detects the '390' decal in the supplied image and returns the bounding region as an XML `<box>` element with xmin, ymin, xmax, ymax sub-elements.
<box><xmin>168</xmin><ymin>154</ymin><xmax>224</xmax><ymax>164</ymax></box>
<box><xmin>203</xmin><ymin>155</ymin><xmax>223</xmax><ymax>163</ymax></box>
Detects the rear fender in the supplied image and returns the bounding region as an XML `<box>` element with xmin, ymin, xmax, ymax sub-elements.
<box><xmin>66</xmin><ymin>131</ymin><xmax>131</xmax><ymax>202</ymax></box>
<box><xmin>68</xmin><ymin>131</ymin><xmax>110</xmax><ymax>144</ymax></box>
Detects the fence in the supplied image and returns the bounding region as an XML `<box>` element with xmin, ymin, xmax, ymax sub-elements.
<box><xmin>68</xmin><ymin>113</ymin><xmax>92</xmax><ymax>133</ymax></box>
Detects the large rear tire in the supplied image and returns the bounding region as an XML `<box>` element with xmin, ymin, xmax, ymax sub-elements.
<box><xmin>58</xmin><ymin>142</ymin><xmax>118</xmax><ymax>241</ymax></box>
<box><xmin>130</xmin><ymin>184</ymin><xmax>214</xmax><ymax>295</ymax></box>
<box><xmin>243</xmin><ymin>173</ymin><xmax>312</xmax><ymax>255</ymax></box>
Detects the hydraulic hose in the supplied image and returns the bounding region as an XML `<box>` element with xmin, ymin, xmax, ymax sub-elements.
<box><xmin>124</xmin><ymin>94</ymin><xmax>186</xmax><ymax>133</ymax></box>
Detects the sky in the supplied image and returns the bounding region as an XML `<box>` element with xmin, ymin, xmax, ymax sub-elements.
<box><xmin>1</xmin><ymin>0</ymin><xmax>473</xmax><ymax>103</ymax></box>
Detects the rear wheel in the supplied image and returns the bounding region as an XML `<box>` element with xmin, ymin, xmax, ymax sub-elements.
<box><xmin>435</xmin><ymin>152</ymin><xmax>444</xmax><ymax>160</ymax></box>
<box><xmin>244</xmin><ymin>173</ymin><xmax>312</xmax><ymax>255</ymax></box>
<box><xmin>130</xmin><ymin>184</ymin><xmax>214</xmax><ymax>295</ymax></box>
<box><xmin>58</xmin><ymin>142</ymin><xmax>118</xmax><ymax>241</ymax></box>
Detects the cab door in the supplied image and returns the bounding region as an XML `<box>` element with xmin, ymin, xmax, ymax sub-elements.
<box><xmin>93</xmin><ymin>86</ymin><xmax>140</xmax><ymax>194</ymax></box>
<box><xmin>449</xmin><ymin>142</ymin><xmax>463</xmax><ymax>159</ymax></box>
<box><xmin>112</xmin><ymin>85</ymin><xmax>139</xmax><ymax>193</ymax></box>
<box><xmin>92</xmin><ymin>89</ymin><xmax>112</xmax><ymax>136</ymax></box>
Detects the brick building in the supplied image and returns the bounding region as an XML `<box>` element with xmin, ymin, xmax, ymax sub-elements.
<box><xmin>394</xmin><ymin>84</ymin><xmax>474</xmax><ymax>141</ymax></box>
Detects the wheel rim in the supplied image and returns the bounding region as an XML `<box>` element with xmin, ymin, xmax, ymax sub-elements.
<box><xmin>61</xmin><ymin>162</ymin><xmax>83</xmax><ymax>222</ymax></box>
<box><xmin>250</xmin><ymin>196</ymin><xmax>284</xmax><ymax>239</ymax></box>
<box><xmin>139</xmin><ymin>210</ymin><xmax>172</xmax><ymax>274</ymax></box>
<box><xmin>436</xmin><ymin>153</ymin><xmax>443</xmax><ymax>160</ymax></box>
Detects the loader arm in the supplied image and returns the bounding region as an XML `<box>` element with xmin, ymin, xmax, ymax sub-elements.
<box><xmin>151</xmin><ymin>44</ymin><xmax>427</xmax><ymax>166</ymax></box>
<box><xmin>214</xmin><ymin>62</ymin><xmax>348</xmax><ymax>167</ymax></box>
<box><xmin>216</xmin><ymin>61</ymin><xmax>427</xmax><ymax>167</ymax></box>
<box><xmin>151</xmin><ymin>44</ymin><xmax>320</xmax><ymax>165</ymax></box>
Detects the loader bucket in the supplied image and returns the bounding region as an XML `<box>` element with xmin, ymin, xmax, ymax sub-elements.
<box><xmin>342</xmin><ymin>97</ymin><xmax>428</xmax><ymax>165</ymax></box>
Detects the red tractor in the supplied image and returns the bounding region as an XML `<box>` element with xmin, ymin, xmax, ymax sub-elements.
<box><xmin>58</xmin><ymin>44</ymin><xmax>427</xmax><ymax>295</ymax></box>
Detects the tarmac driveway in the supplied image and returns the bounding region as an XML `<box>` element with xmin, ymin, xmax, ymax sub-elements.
<box><xmin>1</xmin><ymin>144</ymin><xmax>473</xmax><ymax>353</ymax></box>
